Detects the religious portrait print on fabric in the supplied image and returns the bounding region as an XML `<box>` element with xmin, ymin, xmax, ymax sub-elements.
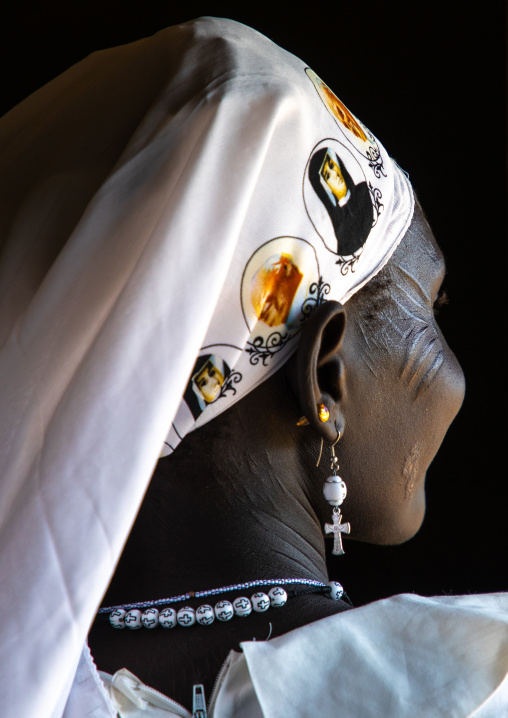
<box><xmin>241</xmin><ymin>237</ymin><xmax>320</xmax><ymax>333</ymax></box>
<box><xmin>305</xmin><ymin>68</ymin><xmax>386</xmax><ymax>178</ymax></box>
<box><xmin>303</xmin><ymin>140</ymin><xmax>373</xmax><ymax>258</ymax></box>
<box><xmin>250</xmin><ymin>253</ymin><xmax>304</xmax><ymax>328</ymax></box>
<box><xmin>184</xmin><ymin>353</ymin><xmax>232</xmax><ymax>419</ymax></box>
<box><xmin>241</xmin><ymin>237</ymin><xmax>327</xmax><ymax>366</ymax></box>
<box><xmin>306</xmin><ymin>68</ymin><xmax>367</xmax><ymax>141</ymax></box>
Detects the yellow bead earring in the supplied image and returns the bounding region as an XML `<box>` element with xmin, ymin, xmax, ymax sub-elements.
<box><xmin>317</xmin><ymin>404</ymin><xmax>330</xmax><ymax>422</ymax></box>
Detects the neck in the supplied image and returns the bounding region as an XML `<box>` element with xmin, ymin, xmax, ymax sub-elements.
<box><xmin>100</xmin><ymin>452</ymin><xmax>330</xmax><ymax>608</ymax></box>
<box><xmin>88</xmin><ymin>374</ymin><xmax>351</xmax><ymax>709</ymax></box>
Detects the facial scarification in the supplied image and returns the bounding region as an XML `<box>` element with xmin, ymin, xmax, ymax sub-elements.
<box><xmin>403</xmin><ymin>442</ymin><xmax>424</xmax><ymax>499</ymax></box>
<box><xmin>354</xmin><ymin>222</ymin><xmax>447</xmax><ymax>398</ymax></box>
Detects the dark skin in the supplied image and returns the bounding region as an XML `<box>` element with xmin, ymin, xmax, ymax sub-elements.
<box><xmin>88</xmin><ymin>203</ymin><xmax>465</xmax><ymax>709</ymax></box>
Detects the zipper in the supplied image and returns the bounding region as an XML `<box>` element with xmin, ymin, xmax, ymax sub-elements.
<box><xmin>207</xmin><ymin>651</ymin><xmax>235</xmax><ymax>716</ymax></box>
<box><xmin>108</xmin><ymin>652</ymin><xmax>236</xmax><ymax>717</ymax></box>
<box><xmin>192</xmin><ymin>684</ymin><xmax>208</xmax><ymax>718</ymax></box>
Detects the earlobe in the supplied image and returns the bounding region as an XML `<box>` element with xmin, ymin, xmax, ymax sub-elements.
<box><xmin>292</xmin><ymin>301</ymin><xmax>347</xmax><ymax>441</ymax></box>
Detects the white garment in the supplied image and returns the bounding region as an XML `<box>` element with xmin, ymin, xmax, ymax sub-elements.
<box><xmin>64</xmin><ymin>593</ymin><xmax>508</xmax><ymax>718</ymax></box>
<box><xmin>0</xmin><ymin>18</ymin><xmax>413</xmax><ymax>718</ymax></box>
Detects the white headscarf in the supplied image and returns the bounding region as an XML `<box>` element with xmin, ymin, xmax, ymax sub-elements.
<box><xmin>0</xmin><ymin>17</ymin><xmax>413</xmax><ymax>716</ymax></box>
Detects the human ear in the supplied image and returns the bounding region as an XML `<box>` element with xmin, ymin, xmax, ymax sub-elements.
<box><xmin>291</xmin><ymin>300</ymin><xmax>347</xmax><ymax>442</ymax></box>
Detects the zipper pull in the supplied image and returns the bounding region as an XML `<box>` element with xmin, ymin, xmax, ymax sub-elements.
<box><xmin>192</xmin><ymin>684</ymin><xmax>208</xmax><ymax>718</ymax></box>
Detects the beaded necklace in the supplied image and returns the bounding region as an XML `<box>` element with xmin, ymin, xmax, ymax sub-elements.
<box><xmin>98</xmin><ymin>578</ymin><xmax>345</xmax><ymax>630</ymax></box>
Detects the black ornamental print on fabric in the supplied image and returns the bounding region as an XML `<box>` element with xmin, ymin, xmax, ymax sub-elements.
<box><xmin>303</xmin><ymin>140</ymin><xmax>375</xmax><ymax>273</ymax></box>
<box><xmin>241</xmin><ymin>237</ymin><xmax>329</xmax><ymax>366</ymax></box>
<box><xmin>309</xmin><ymin>146</ymin><xmax>372</xmax><ymax>255</ymax></box>
<box><xmin>305</xmin><ymin>68</ymin><xmax>386</xmax><ymax>179</ymax></box>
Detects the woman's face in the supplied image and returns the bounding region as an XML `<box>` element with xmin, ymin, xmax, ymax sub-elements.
<box><xmin>334</xmin><ymin>203</ymin><xmax>465</xmax><ymax>544</ymax></box>
<box><xmin>323</xmin><ymin>159</ymin><xmax>348</xmax><ymax>202</ymax></box>
<box><xmin>195</xmin><ymin>363</ymin><xmax>224</xmax><ymax>403</ymax></box>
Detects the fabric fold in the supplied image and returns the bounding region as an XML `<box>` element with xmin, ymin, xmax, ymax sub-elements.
<box><xmin>237</xmin><ymin>593</ymin><xmax>508</xmax><ymax>718</ymax></box>
<box><xmin>0</xmin><ymin>17</ymin><xmax>414</xmax><ymax>716</ymax></box>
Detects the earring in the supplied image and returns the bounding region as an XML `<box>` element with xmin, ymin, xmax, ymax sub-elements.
<box><xmin>297</xmin><ymin>404</ymin><xmax>330</xmax><ymax>427</ymax></box>
<box><xmin>317</xmin><ymin>404</ymin><xmax>330</xmax><ymax>422</ymax></box>
<box><xmin>322</xmin><ymin>433</ymin><xmax>351</xmax><ymax>556</ymax></box>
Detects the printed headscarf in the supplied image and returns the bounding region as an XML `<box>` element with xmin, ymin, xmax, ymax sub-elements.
<box><xmin>0</xmin><ymin>17</ymin><xmax>413</xmax><ymax>717</ymax></box>
<box><xmin>159</xmin><ymin>29</ymin><xmax>413</xmax><ymax>456</ymax></box>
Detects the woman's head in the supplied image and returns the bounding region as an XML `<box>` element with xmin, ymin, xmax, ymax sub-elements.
<box><xmin>169</xmin><ymin>201</ymin><xmax>464</xmax><ymax>549</ymax></box>
<box><xmin>291</xmin><ymin>200</ymin><xmax>465</xmax><ymax>544</ymax></box>
<box><xmin>147</xmin><ymin>19</ymin><xmax>461</xmax><ymax>547</ymax></box>
<box><xmin>0</xmin><ymin>19</ymin><xmax>470</xmax><ymax>708</ymax></box>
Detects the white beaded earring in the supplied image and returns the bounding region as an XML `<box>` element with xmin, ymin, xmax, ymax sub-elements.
<box><xmin>320</xmin><ymin>432</ymin><xmax>351</xmax><ymax>556</ymax></box>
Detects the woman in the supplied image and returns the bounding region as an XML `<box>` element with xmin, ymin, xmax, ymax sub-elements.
<box><xmin>0</xmin><ymin>17</ymin><xmax>506</xmax><ymax>718</ymax></box>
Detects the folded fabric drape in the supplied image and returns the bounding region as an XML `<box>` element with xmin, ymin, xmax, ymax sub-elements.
<box><xmin>65</xmin><ymin>593</ymin><xmax>508</xmax><ymax>717</ymax></box>
<box><xmin>0</xmin><ymin>17</ymin><xmax>413</xmax><ymax>717</ymax></box>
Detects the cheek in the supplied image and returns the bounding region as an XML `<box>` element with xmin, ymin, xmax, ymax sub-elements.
<box><xmin>339</xmin><ymin>314</ymin><xmax>465</xmax><ymax>545</ymax></box>
<box><xmin>339</xmin><ymin>388</ymin><xmax>429</xmax><ymax>544</ymax></box>
<box><xmin>412</xmin><ymin>335</ymin><xmax>465</xmax><ymax>473</ymax></box>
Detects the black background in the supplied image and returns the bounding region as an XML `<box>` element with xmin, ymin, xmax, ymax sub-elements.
<box><xmin>1</xmin><ymin>2</ymin><xmax>506</xmax><ymax>605</ymax></box>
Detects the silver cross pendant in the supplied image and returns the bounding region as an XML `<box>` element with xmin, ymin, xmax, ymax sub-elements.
<box><xmin>324</xmin><ymin>508</ymin><xmax>351</xmax><ymax>556</ymax></box>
